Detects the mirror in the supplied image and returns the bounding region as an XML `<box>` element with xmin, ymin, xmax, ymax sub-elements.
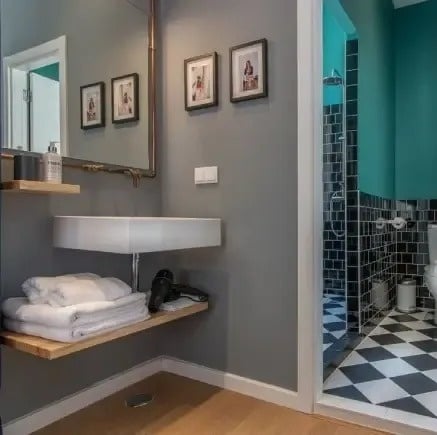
<box><xmin>0</xmin><ymin>0</ymin><xmax>155</xmax><ymax>175</ymax></box>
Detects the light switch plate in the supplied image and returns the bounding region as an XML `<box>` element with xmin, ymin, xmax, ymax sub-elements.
<box><xmin>195</xmin><ymin>166</ymin><xmax>218</xmax><ymax>184</ymax></box>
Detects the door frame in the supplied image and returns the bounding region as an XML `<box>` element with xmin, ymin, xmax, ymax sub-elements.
<box><xmin>2</xmin><ymin>35</ymin><xmax>68</xmax><ymax>155</ymax></box>
<box><xmin>296</xmin><ymin>1</ymin><xmax>436</xmax><ymax>433</ymax></box>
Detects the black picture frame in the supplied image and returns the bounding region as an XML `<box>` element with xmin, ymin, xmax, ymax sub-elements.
<box><xmin>230</xmin><ymin>39</ymin><xmax>268</xmax><ymax>103</ymax></box>
<box><xmin>184</xmin><ymin>52</ymin><xmax>218</xmax><ymax>111</ymax></box>
<box><xmin>80</xmin><ymin>81</ymin><xmax>106</xmax><ymax>130</ymax></box>
<box><xmin>111</xmin><ymin>73</ymin><xmax>139</xmax><ymax>124</ymax></box>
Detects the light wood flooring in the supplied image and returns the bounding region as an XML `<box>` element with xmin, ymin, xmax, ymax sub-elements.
<box><xmin>36</xmin><ymin>373</ymin><xmax>388</xmax><ymax>435</ymax></box>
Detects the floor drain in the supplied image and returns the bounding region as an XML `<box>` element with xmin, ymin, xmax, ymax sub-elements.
<box><xmin>125</xmin><ymin>394</ymin><xmax>154</xmax><ymax>408</ymax></box>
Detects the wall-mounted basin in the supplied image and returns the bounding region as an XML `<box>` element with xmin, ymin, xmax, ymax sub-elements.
<box><xmin>54</xmin><ymin>216</ymin><xmax>221</xmax><ymax>254</ymax></box>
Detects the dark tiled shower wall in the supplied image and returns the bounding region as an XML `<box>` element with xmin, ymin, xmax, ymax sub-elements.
<box><xmin>345</xmin><ymin>39</ymin><xmax>359</xmax><ymax>330</ymax></box>
<box><xmin>358</xmin><ymin>193</ymin><xmax>397</xmax><ymax>333</ymax></box>
<box><xmin>322</xmin><ymin>39</ymin><xmax>359</xmax><ymax>300</ymax></box>
<box><xmin>323</xmin><ymin>103</ymin><xmax>346</xmax><ymax>297</ymax></box>
<box><xmin>355</xmin><ymin>195</ymin><xmax>437</xmax><ymax>333</ymax></box>
<box><xmin>396</xmin><ymin>200</ymin><xmax>436</xmax><ymax>309</ymax></box>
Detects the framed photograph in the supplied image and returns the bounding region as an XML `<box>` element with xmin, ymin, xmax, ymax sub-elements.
<box><xmin>111</xmin><ymin>73</ymin><xmax>139</xmax><ymax>123</ymax></box>
<box><xmin>230</xmin><ymin>39</ymin><xmax>268</xmax><ymax>103</ymax></box>
<box><xmin>80</xmin><ymin>82</ymin><xmax>105</xmax><ymax>130</ymax></box>
<box><xmin>184</xmin><ymin>52</ymin><xmax>218</xmax><ymax>111</ymax></box>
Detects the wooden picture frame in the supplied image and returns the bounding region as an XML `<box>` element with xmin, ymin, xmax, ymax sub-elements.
<box><xmin>184</xmin><ymin>52</ymin><xmax>218</xmax><ymax>111</ymax></box>
<box><xmin>80</xmin><ymin>82</ymin><xmax>105</xmax><ymax>130</ymax></box>
<box><xmin>230</xmin><ymin>39</ymin><xmax>268</xmax><ymax>103</ymax></box>
<box><xmin>111</xmin><ymin>73</ymin><xmax>139</xmax><ymax>124</ymax></box>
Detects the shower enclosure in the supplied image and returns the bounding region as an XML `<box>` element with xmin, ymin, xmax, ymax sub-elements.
<box><xmin>322</xmin><ymin>68</ymin><xmax>348</xmax><ymax>369</ymax></box>
<box><xmin>322</xmin><ymin>1</ymin><xmax>360</xmax><ymax>374</ymax></box>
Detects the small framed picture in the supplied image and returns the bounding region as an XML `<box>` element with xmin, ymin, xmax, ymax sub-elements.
<box><xmin>230</xmin><ymin>39</ymin><xmax>268</xmax><ymax>103</ymax></box>
<box><xmin>184</xmin><ymin>52</ymin><xmax>218</xmax><ymax>111</ymax></box>
<box><xmin>80</xmin><ymin>82</ymin><xmax>105</xmax><ymax>130</ymax></box>
<box><xmin>111</xmin><ymin>73</ymin><xmax>139</xmax><ymax>124</ymax></box>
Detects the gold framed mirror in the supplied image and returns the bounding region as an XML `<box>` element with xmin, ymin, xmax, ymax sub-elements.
<box><xmin>0</xmin><ymin>0</ymin><xmax>157</xmax><ymax>181</ymax></box>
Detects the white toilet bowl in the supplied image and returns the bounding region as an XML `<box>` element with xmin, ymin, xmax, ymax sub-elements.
<box><xmin>426</xmin><ymin>225</ymin><xmax>437</xmax><ymax>324</ymax></box>
<box><xmin>424</xmin><ymin>264</ymin><xmax>437</xmax><ymax>324</ymax></box>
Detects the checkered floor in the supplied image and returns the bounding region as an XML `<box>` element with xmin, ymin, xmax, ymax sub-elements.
<box><xmin>324</xmin><ymin>309</ymin><xmax>437</xmax><ymax>418</ymax></box>
<box><xmin>323</xmin><ymin>295</ymin><xmax>347</xmax><ymax>362</ymax></box>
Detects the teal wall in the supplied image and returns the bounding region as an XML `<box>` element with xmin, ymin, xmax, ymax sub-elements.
<box><xmin>323</xmin><ymin>5</ymin><xmax>345</xmax><ymax>106</ymax></box>
<box><xmin>341</xmin><ymin>0</ymin><xmax>395</xmax><ymax>199</ymax></box>
<box><xmin>323</xmin><ymin>0</ymin><xmax>356</xmax><ymax>106</ymax></box>
<box><xmin>395</xmin><ymin>1</ymin><xmax>437</xmax><ymax>199</ymax></box>
<box><xmin>31</xmin><ymin>62</ymin><xmax>59</xmax><ymax>82</ymax></box>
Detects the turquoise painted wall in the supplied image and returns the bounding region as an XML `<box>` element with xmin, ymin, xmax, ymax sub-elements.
<box><xmin>395</xmin><ymin>1</ymin><xmax>437</xmax><ymax>199</ymax></box>
<box><xmin>341</xmin><ymin>0</ymin><xmax>395</xmax><ymax>199</ymax></box>
<box><xmin>323</xmin><ymin>6</ymin><xmax>345</xmax><ymax>106</ymax></box>
<box><xmin>323</xmin><ymin>0</ymin><xmax>356</xmax><ymax>106</ymax></box>
<box><xmin>31</xmin><ymin>63</ymin><xmax>59</xmax><ymax>82</ymax></box>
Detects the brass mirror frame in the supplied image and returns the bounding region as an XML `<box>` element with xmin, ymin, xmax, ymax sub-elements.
<box><xmin>1</xmin><ymin>0</ymin><xmax>157</xmax><ymax>182</ymax></box>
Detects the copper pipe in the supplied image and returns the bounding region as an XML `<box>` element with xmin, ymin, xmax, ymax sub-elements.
<box><xmin>1</xmin><ymin>0</ymin><xmax>158</xmax><ymax>185</ymax></box>
<box><xmin>148</xmin><ymin>0</ymin><xmax>157</xmax><ymax>177</ymax></box>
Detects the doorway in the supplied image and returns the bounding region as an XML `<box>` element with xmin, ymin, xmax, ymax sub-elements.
<box><xmin>297</xmin><ymin>0</ymin><xmax>437</xmax><ymax>433</ymax></box>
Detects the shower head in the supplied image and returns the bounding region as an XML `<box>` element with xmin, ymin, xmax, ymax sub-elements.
<box><xmin>323</xmin><ymin>69</ymin><xmax>344</xmax><ymax>86</ymax></box>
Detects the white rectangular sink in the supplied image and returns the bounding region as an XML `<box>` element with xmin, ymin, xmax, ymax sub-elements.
<box><xmin>54</xmin><ymin>216</ymin><xmax>221</xmax><ymax>254</ymax></box>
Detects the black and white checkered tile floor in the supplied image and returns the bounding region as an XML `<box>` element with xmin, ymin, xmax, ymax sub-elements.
<box><xmin>323</xmin><ymin>295</ymin><xmax>346</xmax><ymax>361</ymax></box>
<box><xmin>324</xmin><ymin>309</ymin><xmax>437</xmax><ymax>418</ymax></box>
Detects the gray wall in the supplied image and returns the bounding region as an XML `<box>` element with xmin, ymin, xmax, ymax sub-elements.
<box><xmin>1</xmin><ymin>0</ymin><xmax>149</xmax><ymax>169</ymax></box>
<box><xmin>0</xmin><ymin>166</ymin><xmax>165</xmax><ymax>423</ymax></box>
<box><xmin>159</xmin><ymin>0</ymin><xmax>298</xmax><ymax>390</ymax></box>
<box><xmin>0</xmin><ymin>0</ymin><xmax>299</xmax><ymax>423</ymax></box>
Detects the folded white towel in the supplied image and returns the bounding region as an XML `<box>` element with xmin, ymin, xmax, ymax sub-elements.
<box><xmin>47</xmin><ymin>277</ymin><xmax>132</xmax><ymax>307</ymax></box>
<box><xmin>4</xmin><ymin>309</ymin><xmax>149</xmax><ymax>343</ymax></box>
<box><xmin>2</xmin><ymin>293</ymin><xmax>146</xmax><ymax>328</ymax></box>
<box><xmin>23</xmin><ymin>273</ymin><xmax>100</xmax><ymax>304</ymax></box>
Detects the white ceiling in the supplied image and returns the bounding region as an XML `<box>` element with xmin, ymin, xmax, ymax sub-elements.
<box><xmin>393</xmin><ymin>0</ymin><xmax>428</xmax><ymax>8</ymax></box>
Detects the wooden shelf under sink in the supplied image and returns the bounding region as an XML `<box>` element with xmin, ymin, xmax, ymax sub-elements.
<box><xmin>0</xmin><ymin>302</ymin><xmax>208</xmax><ymax>360</ymax></box>
<box><xmin>1</xmin><ymin>180</ymin><xmax>80</xmax><ymax>195</ymax></box>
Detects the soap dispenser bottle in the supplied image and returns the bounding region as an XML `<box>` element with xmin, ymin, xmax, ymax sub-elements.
<box><xmin>43</xmin><ymin>142</ymin><xmax>62</xmax><ymax>183</ymax></box>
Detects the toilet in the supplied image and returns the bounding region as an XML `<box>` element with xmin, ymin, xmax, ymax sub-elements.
<box><xmin>424</xmin><ymin>224</ymin><xmax>437</xmax><ymax>324</ymax></box>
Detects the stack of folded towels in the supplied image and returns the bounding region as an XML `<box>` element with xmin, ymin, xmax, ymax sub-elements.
<box><xmin>2</xmin><ymin>273</ymin><xmax>149</xmax><ymax>343</ymax></box>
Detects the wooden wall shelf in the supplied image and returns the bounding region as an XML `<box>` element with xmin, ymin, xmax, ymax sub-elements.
<box><xmin>0</xmin><ymin>302</ymin><xmax>208</xmax><ymax>360</ymax></box>
<box><xmin>1</xmin><ymin>180</ymin><xmax>80</xmax><ymax>195</ymax></box>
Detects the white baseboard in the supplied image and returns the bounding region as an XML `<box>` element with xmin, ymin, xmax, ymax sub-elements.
<box><xmin>3</xmin><ymin>357</ymin><xmax>163</xmax><ymax>435</ymax></box>
<box><xmin>7</xmin><ymin>355</ymin><xmax>434</xmax><ymax>435</ymax></box>
<box><xmin>3</xmin><ymin>356</ymin><xmax>300</xmax><ymax>435</ymax></box>
<box><xmin>162</xmin><ymin>357</ymin><xmax>301</xmax><ymax>411</ymax></box>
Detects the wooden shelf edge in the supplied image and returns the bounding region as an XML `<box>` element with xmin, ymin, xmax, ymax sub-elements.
<box><xmin>0</xmin><ymin>302</ymin><xmax>208</xmax><ymax>360</ymax></box>
<box><xmin>1</xmin><ymin>180</ymin><xmax>80</xmax><ymax>194</ymax></box>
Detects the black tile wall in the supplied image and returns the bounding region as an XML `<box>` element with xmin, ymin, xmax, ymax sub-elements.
<box><xmin>323</xmin><ymin>39</ymin><xmax>360</xmax><ymax>373</ymax></box>
<box><xmin>396</xmin><ymin>200</ymin><xmax>435</xmax><ymax>309</ymax></box>
<box><xmin>323</xmin><ymin>104</ymin><xmax>346</xmax><ymax>297</ymax></box>
<box><xmin>345</xmin><ymin>39</ymin><xmax>359</xmax><ymax>331</ymax></box>
<box><xmin>322</xmin><ymin>38</ymin><xmax>359</xmax><ymax>302</ymax></box>
<box><xmin>355</xmin><ymin>196</ymin><xmax>437</xmax><ymax>333</ymax></box>
<box><xmin>358</xmin><ymin>193</ymin><xmax>397</xmax><ymax>333</ymax></box>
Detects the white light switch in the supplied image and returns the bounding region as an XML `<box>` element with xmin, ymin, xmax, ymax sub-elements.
<box><xmin>195</xmin><ymin>166</ymin><xmax>218</xmax><ymax>184</ymax></box>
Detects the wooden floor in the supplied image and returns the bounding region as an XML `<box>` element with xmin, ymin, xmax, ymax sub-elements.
<box><xmin>36</xmin><ymin>373</ymin><xmax>388</xmax><ymax>435</ymax></box>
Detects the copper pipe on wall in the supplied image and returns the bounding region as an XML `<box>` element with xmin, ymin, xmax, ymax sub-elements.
<box><xmin>148</xmin><ymin>0</ymin><xmax>157</xmax><ymax>176</ymax></box>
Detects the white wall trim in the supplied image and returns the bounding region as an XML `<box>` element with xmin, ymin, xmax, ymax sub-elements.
<box><xmin>296</xmin><ymin>0</ymin><xmax>323</xmax><ymax>412</ymax></box>
<box><xmin>7</xmin><ymin>352</ymin><xmax>430</xmax><ymax>435</ymax></box>
<box><xmin>3</xmin><ymin>357</ymin><xmax>163</xmax><ymax>435</ymax></box>
<box><xmin>3</xmin><ymin>356</ymin><xmax>300</xmax><ymax>435</ymax></box>
<box><xmin>162</xmin><ymin>357</ymin><xmax>301</xmax><ymax>411</ymax></box>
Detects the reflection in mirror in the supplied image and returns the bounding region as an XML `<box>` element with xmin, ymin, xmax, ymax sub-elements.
<box><xmin>1</xmin><ymin>0</ymin><xmax>152</xmax><ymax>171</ymax></box>
<box><xmin>4</xmin><ymin>37</ymin><xmax>65</xmax><ymax>155</ymax></box>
